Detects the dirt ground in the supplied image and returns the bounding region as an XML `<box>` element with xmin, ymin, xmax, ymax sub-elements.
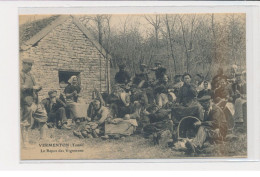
<box><xmin>20</xmin><ymin>125</ymin><xmax>247</xmax><ymax>160</ymax></box>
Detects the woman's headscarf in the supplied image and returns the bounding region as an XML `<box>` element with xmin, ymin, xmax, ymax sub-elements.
<box><xmin>68</xmin><ymin>75</ymin><xmax>78</xmax><ymax>84</ymax></box>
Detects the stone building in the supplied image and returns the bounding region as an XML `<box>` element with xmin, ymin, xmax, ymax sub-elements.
<box><xmin>20</xmin><ymin>15</ymin><xmax>111</xmax><ymax>104</ymax></box>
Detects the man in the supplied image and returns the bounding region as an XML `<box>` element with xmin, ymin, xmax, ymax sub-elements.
<box><xmin>185</xmin><ymin>95</ymin><xmax>228</xmax><ymax>154</ymax></box>
<box><xmin>133</xmin><ymin>63</ymin><xmax>149</xmax><ymax>88</ymax></box>
<box><xmin>176</xmin><ymin>73</ymin><xmax>197</xmax><ymax>107</ymax></box>
<box><xmin>172</xmin><ymin>74</ymin><xmax>183</xmax><ymax>96</ymax></box>
<box><xmin>41</xmin><ymin>90</ymin><xmax>71</xmax><ymax>130</ymax></box>
<box><xmin>20</xmin><ymin>59</ymin><xmax>41</xmax><ymax>110</ymax></box>
<box><xmin>114</xmin><ymin>63</ymin><xmax>131</xmax><ymax>85</ymax></box>
<box><xmin>172</xmin><ymin>73</ymin><xmax>204</xmax><ymax>121</ymax></box>
<box><xmin>232</xmin><ymin>73</ymin><xmax>247</xmax><ymax>124</ymax></box>
<box><xmin>151</xmin><ymin>61</ymin><xmax>167</xmax><ymax>81</ymax></box>
<box><xmin>20</xmin><ymin>59</ymin><xmax>46</xmax><ymax>147</ymax></box>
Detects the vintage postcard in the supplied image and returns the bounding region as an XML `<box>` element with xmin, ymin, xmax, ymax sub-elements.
<box><xmin>20</xmin><ymin>13</ymin><xmax>247</xmax><ymax>160</ymax></box>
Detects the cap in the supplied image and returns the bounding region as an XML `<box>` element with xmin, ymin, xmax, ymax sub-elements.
<box><xmin>22</xmin><ymin>59</ymin><xmax>34</xmax><ymax>64</ymax></box>
<box><xmin>140</xmin><ymin>63</ymin><xmax>147</xmax><ymax>67</ymax></box>
<box><xmin>198</xmin><ymin>95</ymin><xmax>211</xmax><ymax>102</ymax></box>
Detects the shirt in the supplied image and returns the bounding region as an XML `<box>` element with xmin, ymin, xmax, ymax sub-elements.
<box><xmin>92</xmin><ymin>106</ymin><xmax>111</xmax><ymax>124</ymax></box>
<box><xmin>20</xmin><ymin>70</ymin><xmax>36</xmax><ymax>98</ymax></box>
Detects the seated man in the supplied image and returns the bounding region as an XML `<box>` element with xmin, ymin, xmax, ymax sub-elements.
<box><xmin>185</xmin><ymin>95</ymin><xmax>228</xmax><ymax>154</ymax></box>
<box><xmin>41</xmin><ymin>90</ymin><xmax>71</xmax><ymax>130</ymax></box>
<box><xmin>172</xmin><ymin>73</ymin><xmax>204</xmax><ymax>122</ymax></box>
<box><xmin>172</xmin><ymin>74</ymin><xmax>184</xmax><ymax>96</ymax></box>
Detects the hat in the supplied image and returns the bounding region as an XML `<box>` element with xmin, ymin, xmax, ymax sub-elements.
<box><xmin>198</xmin><ymin>95</ymin><xmax>211</xmax><ymax>102</ymax></box>
<box><xmin>140</xmin><ymin>63</ymin><xmax>147</xmax><ymax>67</ymax></box>
<box><xmin>48</xmin><ymin>90</ymin><xmax>57</xmax><ymax>96</ymax></box>
<box><xmin>22</xmin><ymin>59</ymin><xmax>34</xmax><ymax>64</ymax></box>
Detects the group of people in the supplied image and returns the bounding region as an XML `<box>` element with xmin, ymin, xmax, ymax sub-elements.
<box><xmin>20</xmin><ymin>58</ymin><xmax>247</xmax><ymax>155</ymax></box>
<box><xmin>20</xmin><ymin>59</ymin><xmax>81</xmax><ymax>147</ymax></box>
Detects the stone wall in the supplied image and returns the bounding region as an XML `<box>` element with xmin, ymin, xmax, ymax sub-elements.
<box><xmin>20</xmin><ymin>17</ymin><xmax>110</xmax><ymax>104</ymax></box>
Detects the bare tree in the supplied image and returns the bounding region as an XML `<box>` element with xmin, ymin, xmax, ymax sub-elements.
<box><xmin>164</xmin><ymin>14</ymin><xmax>178</xmax><ymax>75</ymax></box>
<box><xmin>144</xmin><ymin>15</ymin><xmax>161</xmax><ymax>49</ymax></box>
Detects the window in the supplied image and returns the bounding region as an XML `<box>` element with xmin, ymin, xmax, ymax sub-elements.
<box><xmin>58</xmin><ymin>71</ymin><xmax>80</xmax><ymax>88</ymax></box>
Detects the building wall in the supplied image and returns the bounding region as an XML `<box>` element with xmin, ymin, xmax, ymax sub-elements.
<box><xmin>20</xmin><ymin>17</ymin><xmax>109</xmax><ymax>104</ymax></box>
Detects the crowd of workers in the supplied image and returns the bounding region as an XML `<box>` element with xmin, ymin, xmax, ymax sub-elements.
<box><xmin>20</xmin><ymin>59</ymin><xmax>246</xmax><ymax>155</ymax></box>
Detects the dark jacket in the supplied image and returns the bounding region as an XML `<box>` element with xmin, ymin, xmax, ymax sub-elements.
<box><xmin>41</xmin><ymin>98</ymin><xmax>66</xmax><ymax>114</ymax></box>
<box><xmin>152</xmin><ymin>67</ymin><xmax>166</xmax><ymax>80</ymax></box>
<box><xmin>177</xmin><ymin>83</ymin><xmax>197</xmax><ymax>106</ymax></box>
<box><xmin>133</xmin><ymin>72</ymin><xmax>149</xmax><ymax>88</ymax></box>
<box><xmin>115</xmin><ymin>70</ymin><xmax>131</xmax><ymax>84</ymax></box>
<box><xmin>202</xmin><ymin>104</ymin><xmax>227</xmax><ymax>137</ymax></box>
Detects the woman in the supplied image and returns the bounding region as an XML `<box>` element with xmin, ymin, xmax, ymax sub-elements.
<box><xmin>64</xmin><ymin>76</ymin><xmax>81</xmax><ymax>102</ymax></box>
<box><xmin>64</xmin><ymin>76</ymin><xmax>86</xmax><ymax>120</ymax></box>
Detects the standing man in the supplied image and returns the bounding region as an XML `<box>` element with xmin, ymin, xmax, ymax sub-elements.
<box><xmin>151</xmin><ymin>61</ymin><xmax>167</xmax><ymax>81</ymax></box>
<box><xmin>20</xmin><ymin>59</ymin><xmax>38</xmax><ymax>107</ymax></box>
<box><xmin>114</xmin><ymin>63</ymin><xmax>131</xmax><ymax>85</ymax></box>
<box><xmin>185</xmin><ymin>95</ymin><xmax>228</xmax><ymax>154</ymax></box>
<box><xmin>20</xmin><ymin>59</ymin><xmax>43</xmax><ymax>147</ymax></box>
<box><xmin>134</xmin><ymin>63</ymin><xmax>149</xmax><ymax>88</ymax></box>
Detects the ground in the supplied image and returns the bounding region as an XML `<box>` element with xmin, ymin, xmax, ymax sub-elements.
<box><xmin>21</xmin><ymin>125</ymin><xmax>247</xmax><ymax>160</ymax></box>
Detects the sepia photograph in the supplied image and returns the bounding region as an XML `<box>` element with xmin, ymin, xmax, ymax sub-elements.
<box><xmin>19</xmin><ymin>13</ymin><xmax>247</xmax><ymax>160</ymax></box>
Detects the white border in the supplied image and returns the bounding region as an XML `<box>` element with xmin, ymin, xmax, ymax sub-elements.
<box><xmin>0</xmin><ymin>1</ymin><xmax>260</xmax><ymax>170</ymax></box>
